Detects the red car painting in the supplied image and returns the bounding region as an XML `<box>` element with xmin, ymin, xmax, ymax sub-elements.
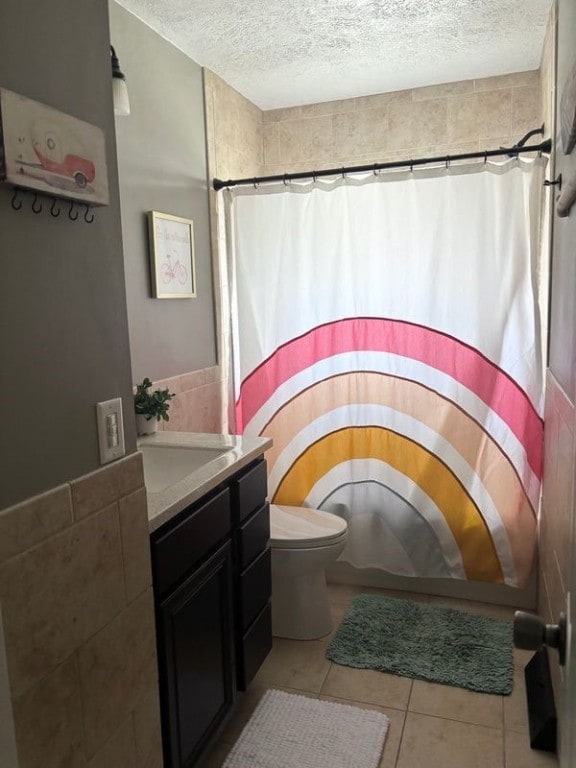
<box><xmin>32</xmin><ymin>144</ymin><xmax>96</xmax><ymax>188</ymax></box>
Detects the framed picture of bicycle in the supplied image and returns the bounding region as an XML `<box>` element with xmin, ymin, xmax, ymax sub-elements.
<box><xmin>147</xmin><ymin>211</ymin><xmax>196</xmax><ymax>299</ymax></box>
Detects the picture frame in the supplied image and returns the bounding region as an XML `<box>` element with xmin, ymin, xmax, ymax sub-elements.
<box><xmin>147</xmin><ymin>211</ymin><xmax>196</xmax><ymax>299</ymax></box>
<box><xmin>0</xmin><ymin>88</ymin><xmax>109</xmax><ymax>205</ymax></box>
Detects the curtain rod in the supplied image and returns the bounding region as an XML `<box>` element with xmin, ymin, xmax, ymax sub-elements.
<box><xmin>213</xmin><ymin>136</ymin><xmax>552</xmax><ymax>192</ymax></box>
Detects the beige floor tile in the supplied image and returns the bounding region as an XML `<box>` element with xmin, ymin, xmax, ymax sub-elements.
<box><xmin>504</xmin><ymin>668</ymin><xmax>530</xmax><ymax>734</ymax></box>
<box><xmin>396</xmin><ymin>712</ymin><xmax>503</xmax><ymax>768</ymax></box>
<box><xmin>327</xmin><ymin>582</ymin><xmax>363</xmax><ymax>624</ymax></box>
<box><xmin>253</xmin><ymin>636</ymin><xmax>332</xmax><ymax>692</ymax></box>
<box><xmin>319</xmin><ymin>696</ymin><xmax>406</xmax><ymax>768</ymax></box>
<box><xmin>505</xmin><ymin>730</ymin><xmax>558</xmax><ymax>767</ymax></box>
<box><xmin>320</xmin><ymin>663</ymin><xmax>412</xmax><ymax>709</ymax></box>
<box><xmin>409</xmin><ymin>679</ymin><xmax>504</xmax><ymax>729</ymax></box>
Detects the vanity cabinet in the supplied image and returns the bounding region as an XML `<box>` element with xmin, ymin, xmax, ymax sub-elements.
<box><xmin>151</xmin><ymin>457</ymin><xmax>271</xmax><ymax>768</ymax></box>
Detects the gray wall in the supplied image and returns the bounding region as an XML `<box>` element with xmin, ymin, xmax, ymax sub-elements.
<box><xmin>549</xmin><ymin>0</ymin><xmax>576</xmax><ymax>399</ymax></box>
<box><xmin>110</xmin><ymin>2</ymin><xmax>217</xmax><ymax>384</ymax></box>
<box><xmin>0</xmin><ymin>0</ymin><xmax>136</xmax><ymax>510</ymax></box>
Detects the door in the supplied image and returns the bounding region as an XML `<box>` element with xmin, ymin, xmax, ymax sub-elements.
<box><xmin>157</xmin><ymin>540</ymin><xmax>234</xmax><ymax>768</ymax></box>
<box><xmin>562</xmin><ymin>449</ymin><xmax>576</xmax><ymax>768</ymax></box>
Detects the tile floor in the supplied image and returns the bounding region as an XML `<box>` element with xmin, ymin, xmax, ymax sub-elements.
<box><xmin>204</xmin><ymin>584</ymin><xmax>559</xmax><ymax>768</ymax></box>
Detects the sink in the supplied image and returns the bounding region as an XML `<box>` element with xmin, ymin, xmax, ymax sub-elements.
<box><xmin>139</xmin><ymin>443</ymin><xmax>233</xmax><ymax>493</ymax></box>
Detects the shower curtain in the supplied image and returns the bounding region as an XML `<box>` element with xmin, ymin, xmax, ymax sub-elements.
<box><xmin>220</xmin><ymin>158</ymin><xmax>546</xmax><ymax>588</ymax></box>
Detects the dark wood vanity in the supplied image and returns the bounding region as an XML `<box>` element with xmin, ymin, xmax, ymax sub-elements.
<box><xmin>150</xmin><ymin>457</ymin><xmax>271</xmax><ymax>768</ymax></box>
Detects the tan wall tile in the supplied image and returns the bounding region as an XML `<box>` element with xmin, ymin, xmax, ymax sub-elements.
<box><xmin>0</xmin><ymin>485</ymin><xmax>72</xmax><ymax>564</ymax></box>
<box><xmin>70</xmin><ymin>453</ymin><xmax>144</xmax><ymax>521</ymax></box>
<box><xmin>0</xmin><ymin>503</ymin><xmax>125</xmax><ymax>698</ymax></box>
<box><xmin>354</xmin><ymin>89</ymin><xmax>412</xmax><ymax>110</ymax></box>
<box><xmin>474</xmin><ymin>70</ymin><xmax>539</xmax><ymax>92</ymax></box>
<box><xmin>12</xmin><ymin>655</ymin><xmax>84</xmax><ymax>768</ymax></box>
<box><xmin>87</xmin><ymin>718</ymin><xmax>136</xmax><ymax>768</ymax></box>
<box><xmin>263</xmin><ymin>106</ymin><xmax>303</xmax><ymax>123</ymax></box>
<box><xmin>78</xmin><ymin>589</ymin><xmax>158</xmax><ymax>758</ymax></box>
<box><xmin>388</xmin><ymin>99</ymin><xmax>447</xmax><ymax>151</ymax></box>
<box><xmin>119</xmin><ymin>488</ymin><xmax>152</xmax><ymax>604</ymax></box>
<box><xmin>302</xmin><ymin>99</ymin><xmax>355</xmax><ymax>117</ymax></box>
<box><xmin>132</xmin><ymin>686</ymin><xmax>164</xmax><ymax>768</ymax></box>
<box><xmin>332</xmin><ymin>107</ymin><xmax>389</xmax><ymax>158</ymax></box>
<box><xmin>512</xmin><ymin>85</ymin><xmax>543</xmax><ymax>135</ymax></box>
<box><xmin>263</xmin><ymin>122</ymin><xmax>280</xmax><ymax>165</ymax></box>
<box><xmin>412</xmin><ymin>79</ymin><xmax>474</xmax><ymax>101</ymax></box>
<box><xmin>277</xmin><ymin>116</ymin><xmax>334</xmax><ymax>165</ymax></box>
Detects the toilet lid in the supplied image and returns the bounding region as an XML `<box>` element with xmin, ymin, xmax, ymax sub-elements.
<box><xmin>270</xmin><ymin>504</ymin><xmax>348</xmax><ymax>549</ymax></box>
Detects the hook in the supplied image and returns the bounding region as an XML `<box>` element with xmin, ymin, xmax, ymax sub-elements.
<box><xmin>409</xmin><ymin>160</ymin><xmax>414</xmax><ymax>173</ymax></box>
<box><xmin>68</xmin><ymin>201</ymin><xmax>79</xmax><ymax>221</ymax></box>
<box><xmin>445</xmin><ymin>155</ymin><xmax>451</xmax><ymax>169</ymax></box>
<box><xmin>373</xmin><ymin>163</ymin><xmax>379</xmax><ymax>176</ymax></box>
<box><xmin>312</xmin><ymin>170</ymin><xmax>317</xmax><ymax>183</ymax></box>
<box><xmin>544</xmin><ymin>174</ymin><xmax>562</xmax><ymax>191</ymax></box>
<box><xmin>484</xmin><ymin>150</ymin><xmax>488</xmax><ymax>165</ymax></box>
<box><xmin>283</xmin><ymin>173</ymin><xmax>289</xmax><ymax>186</ymax></box>
<box><xmin>341</xmin><ymin>167</ymin><xmax>346</xmax><ymax>179</ymax></box>
<box><xmin>50</xmin><ymin>197</ymin><xmax>60</xmax><ymax>218</ymax></box>
<box><xmin>31</xmin><ymin>193</ymin><xmax>42</xmax><ymax>214</ymax></box>
<box><xmin>10</xmin><ymin>188</ymin><xmax>22</xmax><ymax>210</ymax></box>
<box><xmin>84</xmin><ymin>204</ymin><xmax>94</xmax><ymax>224</ymax></box>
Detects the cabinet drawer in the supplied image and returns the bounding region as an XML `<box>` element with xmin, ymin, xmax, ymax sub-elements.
<box><xmin>232</xmin><ymin>459</ymin><xmax>268</xmax><ymax>522</ymax></box>
<box><xmin>238</xmin><ymin>503</ymin><xmax>270</xmax><ymax>570</ymax></box>
<box><xmin>152</xmin><ymin>488</ymin><xmax>231</xmax><ymax>595</ymax></box>
<box><xmin>237</xmin><ymin>602</ymin><xmax>272</xmax><ymax>691</ymax></box>
<box><xmin>239</xmin><ymin>546</ymin><xmax>271</xmax><ymax>632</ymax></box>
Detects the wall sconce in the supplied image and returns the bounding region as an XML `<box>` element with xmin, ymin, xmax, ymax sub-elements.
<box><xmin>110</xmin><ymin>45</ymin><xmax>130</xmax><ymax>116</ymax></box>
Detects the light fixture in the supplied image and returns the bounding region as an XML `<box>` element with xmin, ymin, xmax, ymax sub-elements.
<box><xmin>110</xmin><ymin>45</ymin><xmax>130</xmax><ymax>116</ymax></box>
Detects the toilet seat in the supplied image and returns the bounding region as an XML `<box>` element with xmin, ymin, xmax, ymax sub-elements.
<box><xmin>270</xmin><ymin>504</ymin><xmax>348</xmax><ymax>549</ymax></box>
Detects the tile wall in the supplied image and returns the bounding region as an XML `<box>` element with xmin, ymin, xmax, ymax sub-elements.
<box><xmin>153</xmin><ymin>366</ymin><xmax>224</xmax><ymax>434</ymax></box>
<box><xmin>261</xmin><ymin>71</ymin><xmax>541</xmax><ymax>174</ymax></box>
<box><xmin>0</xmin><ymin>454</ymin><xmax>163</xmax><ymax>768</ymax></box>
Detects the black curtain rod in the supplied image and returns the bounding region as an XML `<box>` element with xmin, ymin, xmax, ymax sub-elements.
<box><xmin>213</xmin><ymin>137</ymin><xmax>552</xmax><ymax>191</ymax></box>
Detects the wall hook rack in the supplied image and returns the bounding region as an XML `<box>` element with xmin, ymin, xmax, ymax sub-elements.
<box><xmin>7</xmin><ymin>185</ymin><xmax>96</xmax><ymax>223</ymax></box>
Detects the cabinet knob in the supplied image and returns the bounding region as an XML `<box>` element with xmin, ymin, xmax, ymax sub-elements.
<box><xmin>513</xmin><ymin>610</ymin><xmax>566</xmax><ymax>666</ymax></box>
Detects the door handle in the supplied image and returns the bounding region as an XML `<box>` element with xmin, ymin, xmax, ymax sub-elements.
<box><xmin>513</xmin><ymin>610</ymin><xmax>566</xmax><ymax>665</ymax></box>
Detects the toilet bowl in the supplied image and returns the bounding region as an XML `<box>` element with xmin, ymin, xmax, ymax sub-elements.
<box><xmin>270</xmin><ymin>504</ymin><xmax>348</xmax><ymax>640</ymax></box>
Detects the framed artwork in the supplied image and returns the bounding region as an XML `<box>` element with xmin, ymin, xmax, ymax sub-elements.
<box><xmin>0</xmin><ymin>88</ymin><xmax>109</xmax><ymax>205</ymax></box>
<box><xmin>147</xmin><ymin>211</ymin><xmax>196</xmax><ymax>299</ymax></box>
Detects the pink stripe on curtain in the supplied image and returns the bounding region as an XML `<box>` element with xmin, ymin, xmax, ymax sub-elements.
<box><xmin>235</xmin><ymin>317</ymin><xmax>543</xmax><ymax>478</ymax></box>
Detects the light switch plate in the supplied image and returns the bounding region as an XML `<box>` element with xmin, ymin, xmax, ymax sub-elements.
<box><xmin>96</xmin><ymin>397</ymin><xmax>126</xmax><ymax>464</ymax></box>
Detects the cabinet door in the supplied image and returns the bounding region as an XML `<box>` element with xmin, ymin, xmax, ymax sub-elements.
<box><xmin>157</xmin><ymin>540</ymin><xmax>234</xmax><ymax>768</ymax></box>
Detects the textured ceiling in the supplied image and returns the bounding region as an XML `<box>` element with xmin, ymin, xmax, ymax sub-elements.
<box><xmin>114</xmin><ymin>0</ymin><xmax>552</xmax><ymax>110</ymax></box>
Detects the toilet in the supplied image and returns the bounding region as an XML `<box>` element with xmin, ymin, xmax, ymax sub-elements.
<box><xmin>269</xmin><ymin>504</ymin><xmax>348</xmax><ymax>640</ymax></box>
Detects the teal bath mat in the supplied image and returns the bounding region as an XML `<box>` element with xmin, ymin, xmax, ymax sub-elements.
<box><xmin>326</xmin><ymin>594</ymin><xmax>513</xmax><ymax>695</ymax></box>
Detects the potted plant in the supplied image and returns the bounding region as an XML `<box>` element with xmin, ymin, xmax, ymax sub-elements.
<box><xmin>134</xmin><ymin>377</ymin><xmax>176</xmax><ymax>435</ymax></box>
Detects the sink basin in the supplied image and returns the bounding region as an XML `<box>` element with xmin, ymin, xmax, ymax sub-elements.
<box><xmin>140</xmin><ymin>443</ymin><xmax>233</xmax><ymax>493</ymax></box>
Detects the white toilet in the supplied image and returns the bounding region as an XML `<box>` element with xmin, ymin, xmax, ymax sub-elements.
<box><xmin>269</xmin><ymin>504</ymin><xmax>348</xmax><ymax>640</ymax></box>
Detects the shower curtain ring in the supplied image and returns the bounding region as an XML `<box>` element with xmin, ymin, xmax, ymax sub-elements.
<box><xmin>410</xmin><ymin>160</ymin><xmax>414</xmax><ymax>173</ymax></box>
<box><xmin>312</xmin><ymin>171</ymin><xmax>317</xmax><ymax>183</ymax></box>
<box><xmin>283</xmin><ymin>173</ymin><xmax>289</xmax><ymax>186</ymax></box>
<box><xmin>373</xmin><ymin>164</ymin><xmax>379</xmax><ymax>176</ymax></box>
<box><xmin>445</xmin><ymin>155</ymin><xmax>450</xmax><ymax>169</ymax></box>
<box><xmin>484</xmin><ymin>150</ymin><xmax>488</xmax><ymax>165</ymax></box>
<box><xmin>341</xmin><ymin>167</ymin><xmax>346</xmax><ymax>179</ymax></box>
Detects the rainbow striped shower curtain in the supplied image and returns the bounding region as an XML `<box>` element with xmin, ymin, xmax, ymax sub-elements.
<box><xmin>220</xmin><ymin>159</ymin><xmax>546</xmax><ymax>588</ymax></box>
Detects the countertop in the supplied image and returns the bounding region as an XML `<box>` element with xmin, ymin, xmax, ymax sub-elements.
<box><xmin>139</xmin><ymin>431</ymin><xmax>272</xmax><ymax>533</ymax></box>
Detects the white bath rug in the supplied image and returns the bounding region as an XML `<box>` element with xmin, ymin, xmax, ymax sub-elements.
<box><xmin>222</xmin><ymin>688</ymin><xmax>389</xmax><ymax>768</ymax></box>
